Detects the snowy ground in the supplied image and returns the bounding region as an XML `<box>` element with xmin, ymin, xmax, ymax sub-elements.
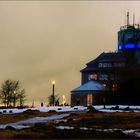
<box><xmin>0</xmin><ymin>105</ymin><xmax>139</xmax><ymax>138</ymax></box>
<box><xmin>0</xmin><ymin>105</ymin><xmax>140</xmax><ymax>114</ymax></box>
<box><xmin>0</xmin><ymin>113</ymin><xmax>70</xmax><ymax>129</ymax></box>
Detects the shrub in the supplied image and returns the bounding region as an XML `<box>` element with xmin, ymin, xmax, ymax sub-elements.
<box><xmin>48</xmin><ymin>110</ymin><xmax>57</xmax><ymax>113</ymax></box>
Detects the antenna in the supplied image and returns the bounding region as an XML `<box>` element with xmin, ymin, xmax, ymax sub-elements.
<box><xmin>133</xmin><ymin>13</ymin><xmax>135</xmax><ymax>26</ymax></box>
<box><xmin>138</xmin><ymin>18</ymin><xmax>140</xmax><ymax>29</ymax></box>
<box><xmin>127</xmin><ymin>11</ymin><xmax>129</xmax><ymax>26</ymax></box>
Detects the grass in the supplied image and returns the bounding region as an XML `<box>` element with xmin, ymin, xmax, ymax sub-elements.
<box><xmin>0</xmin><ymin>110</ymin><xmax>59</xmax><ymax>124</ymax></box>
<box><xmin>62</xmin><ymin>112</ymin><xmax>140</xmax><ymax>129</ymax></box>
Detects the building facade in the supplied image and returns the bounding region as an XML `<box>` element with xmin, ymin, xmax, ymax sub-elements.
<box><xmin>71</xmin><ymin>13</ymin><xmax>140</xmax><ymax>106</ymax></box>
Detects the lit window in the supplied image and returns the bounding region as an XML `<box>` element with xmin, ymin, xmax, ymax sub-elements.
<box><xmin>98</xmin><ymin>63</ymin><xmax>112</xmax><ymax>68</ymax></box>
<box><xmin>99</xmin><ymin>74</ymin><xmax>108</xmax><ymax>80</ymax></box>
<box><xmin>87</xmin><ymin>94</ymin><xmax>93</xmax><ymax>106</ymax></box>
<box><xmin>98</xmin><ymin>63</ymin><xmax>103</xmax><ymax>68</ymax></box>
<box><xmin>103</xmin><ymin>84</ymin><xmax>106</xmax><ymax>87</ymax></box>
<box><xmin>89</xmin><ymin>74</ymin><xmax>97</xmax><ymax>80</ymax></box>
<box><xmin>112</xmin><ymin>84</ymin><xmax>117</xmax><ymax>92</ymax></box>
<box><xmin>125</xmin><ymin>44</ymin><xmax>135</xmax><ymax>48</ymax></box>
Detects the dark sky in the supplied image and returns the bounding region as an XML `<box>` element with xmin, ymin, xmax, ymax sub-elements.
<box><xmin>0</xmin><ymin>1</ymin><xmax>139</xmax><ymax>106</ymax></box>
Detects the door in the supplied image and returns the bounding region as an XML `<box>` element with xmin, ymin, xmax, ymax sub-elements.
<box><xmin>87</xmin><ymin>94</ymin><xmax>93</xmax><ymax>106</ymax></box>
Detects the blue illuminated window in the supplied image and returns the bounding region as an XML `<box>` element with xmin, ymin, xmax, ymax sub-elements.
<box><xmin>137</xmin><ymin>44</ymin><xmax>140</xmax><ymax>48</ymax></box>
<box><xmin>118</xmin><ymin>45</ymin><xmax>122</xmax><ymax>50</ymax></box>
<box><xmin>125</xmin><ymin>44</ymin><xmax>135</xmax><ymax>49</ymax></box>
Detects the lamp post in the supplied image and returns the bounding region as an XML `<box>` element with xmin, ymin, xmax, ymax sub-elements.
<box><xmin>13</xmin><ymin>90</ymin><xmax>16</xmax><ymax>107</ymax></box>
<box><xmin>52</xmin><ymin>81</ymin><xmax>55</xmax><ymax>106</ymax></box>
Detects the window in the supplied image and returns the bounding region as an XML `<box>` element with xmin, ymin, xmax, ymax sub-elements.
<box><xmin>99</xmin><ymin>74</ymin><xmax>108</xmax><ymax>80</ymax></box>
<box><xmin>114</xmin><ymin>62</ymin><xmax>125</xmax><ymax>67</ymax></box>
<box><xmin>112</xmin><ymin>84</ymin><xmax>117</xmax><ymax>92</ymax></box>
<box><xmin>89</xmin><ymin>74</ymin><xmax>97</xmax><ymax>80</ymax></box>
<box><xmin>87</xmin><ymin>94</ymin><xmax>93</xmax><ymax>106</ymax></box>
<box><xmin>98</xmin><ymin>63</ymin><xmax>112</xmax><ymax>68</ymax></box>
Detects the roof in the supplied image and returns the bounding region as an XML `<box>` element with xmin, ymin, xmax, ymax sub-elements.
<box><xmin>71</xmin><ymin>80</ymin><xmax>108</xmax><ymax>93</ymax></box>
<box><xmin>81</xmin><ymin>52</ymin><xmax>126</xmax><ymax>72</ymax></box>
<box><xmin>87</xmin><ymin>52</ymin><xmax>126</xmax><ymax>65</ymax></box>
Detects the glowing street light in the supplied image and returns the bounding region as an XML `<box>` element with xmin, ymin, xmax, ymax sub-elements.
<box><xmin>52</xmin><ymin>81</ymin><xmax>55</xmax><ymax>85</ymax></box>
<box><xmin>52</xmin><ymin>80</ymin><xmax>55</xmax><ymax>106</ymax></box>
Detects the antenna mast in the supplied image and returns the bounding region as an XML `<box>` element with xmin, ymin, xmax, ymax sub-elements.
<box><xmin>133</xmin><ymin>13</ymin><xmax>135</xmax><ymax>26</ymax></box>
<box><xmin>127</xmin><ymin>11</ymin><xmax>129</xmax><ymax>26</ymax></box>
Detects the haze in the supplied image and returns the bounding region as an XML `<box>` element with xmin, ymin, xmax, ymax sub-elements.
<box><xmin>0</xmin><ymin>1</ymin><xmax>139</xmax><ymax>106</ymax></box>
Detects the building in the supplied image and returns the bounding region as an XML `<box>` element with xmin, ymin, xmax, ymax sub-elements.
<box><xmin>71</xmin><ymin>12</ymin><xmax>140</xmax><ymax>106</ymax></box>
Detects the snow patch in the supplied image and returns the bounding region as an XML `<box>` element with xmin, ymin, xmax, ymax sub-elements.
<box><xmin>56</xmin><ymin>126</ymin><xmax>74</xmax><ymax>130</ymax></box>
<box><xmin>0</xmin><ymin>113</ymin><xmax>70</xmax><ymax>129</ymax></box>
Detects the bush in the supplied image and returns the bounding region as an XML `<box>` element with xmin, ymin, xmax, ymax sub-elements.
<box><xmin>124</xmin><ymin>106</ymin><xmax>130</xmax><ymax>111</ymax></box>
<box><xmin>87</xmin><ymin>106</ymin><xmax>99</xmax><ymax>113</ymax></box>
<box><xmin>48</xmin><ymin>110</ymin><xmax>57</xmax><ymax>113</ymax></box>
<box><xmin>23</xmin><ymin>109</ymin><xmax>40</xmax><ymax>114</ymax></box>
<box><xmin>112</xmin><ymin>105</ymin><xmax>119</xmax><ymax>110</ymax></box>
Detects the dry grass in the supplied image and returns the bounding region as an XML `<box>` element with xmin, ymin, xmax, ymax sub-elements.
<box><xmin>0</xmin><ymin>111</ymin><xmax>139</xmax><ymax>139</ymax></box>
<box><xmin>0</xmin><ymin>110</ymin><xmax>59</xmax><ymax>124</ymax></box>
<box><xmin>62</xmin><ymin>112</ymin><xmax>140</xmax><ymax>129</ymax></box>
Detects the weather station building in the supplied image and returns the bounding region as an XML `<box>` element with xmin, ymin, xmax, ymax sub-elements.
<box><xmin>71</xmin><ymin>12</ymin><xmax>140</xmax><ymax>106</ymax></box>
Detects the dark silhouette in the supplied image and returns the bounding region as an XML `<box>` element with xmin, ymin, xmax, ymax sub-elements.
<box><xmin>0</xmin><ymin>79</ymin><xmax>26</xmax><ymax>107</ymax></box>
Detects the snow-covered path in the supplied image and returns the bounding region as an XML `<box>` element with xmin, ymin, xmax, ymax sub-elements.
<box><xmin>0</xmin><ymin>113</ymin><xmax>69</xmax><ymax>129</ymax></box>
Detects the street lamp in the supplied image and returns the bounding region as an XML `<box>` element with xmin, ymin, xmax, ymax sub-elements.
<box><xmin>52</xmin><ymin>80</ymin><xmax>55</xmax><ymax>106</ymax></box>
<box><xmin>13</xmin><ymin>90</ymin><xmax>16</xmax><ymax>107</ymax></box>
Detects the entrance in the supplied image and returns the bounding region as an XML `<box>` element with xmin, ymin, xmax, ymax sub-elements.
<box><xmin>87</xmin><ymin>94</ymin><xmax>93</xmax><ymax>106</ymax></box>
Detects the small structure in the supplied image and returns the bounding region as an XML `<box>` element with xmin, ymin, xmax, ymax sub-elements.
<box><xmin>71</xmin><ymin>80</ymin><xmax>111</xmax><ymax>106</ymax></box>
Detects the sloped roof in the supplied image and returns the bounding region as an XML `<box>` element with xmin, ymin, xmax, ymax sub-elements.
<box><xmin>71</xmin><ymin>80</ymin><xmax>108</xmax><ymax>93</ymax></box>
<box><xmin>87</xmin><ymin>52</ymin><xmax>126</xmax><ymax>65</ymax></box>
<box><xmin>81</xmin><ymin>52</ymin><xmax>126</xmax><ymax>72</ymax></box>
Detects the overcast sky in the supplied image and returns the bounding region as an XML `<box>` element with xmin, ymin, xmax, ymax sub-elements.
<box><xmin>0</xmin><ymin>1</ymin><xmax>139</xmax><ymax>106</ymax></box>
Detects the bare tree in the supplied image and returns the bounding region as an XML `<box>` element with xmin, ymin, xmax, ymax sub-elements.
<box><xmin>0</xmin><ymin>79</ymin><xmax>26</xmax><ymax>107</ymax></box>
<box><xmin>18</xmin><ymin>89</ymin><xmax>26</xmax><ymax>107</ymax></box>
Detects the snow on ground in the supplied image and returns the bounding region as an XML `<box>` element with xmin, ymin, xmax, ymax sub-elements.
<box><xmin>135</xmin><ymin>132</ymin><xmax>140</xmax><ymax>137</ymax></box>
<box><xmin>56</xmin><ymin>126</ymin><xmax>74</xmax><ymax>130</ymax></box>
<box><xmin>0</xmin><ymin>113</ymin><xmax>70</xmax><ymax>129</ymax></box>
<box><xmin>0</xmin><ymin>105</ymin><xmax>140</xmax><ymax>114</ymax></box>
<box><xmin>55</xmin><ymin>127</ymin><xmax>140</xmax><ymax>138</ymax></box>
<box><xmin>122</xmin><ymin>129</ymin><xmax>136</xmax><ymax>134</ymax></box>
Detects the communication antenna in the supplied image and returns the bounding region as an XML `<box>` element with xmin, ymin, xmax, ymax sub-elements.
<box><xmin>137</xmin><ymin>17</ymin><xmax>140</xmax><ymax>28</ymax></box>
<box><xmin>133</xmin><ymin>13</ymin><xmax>135</xmax><ymax>26</ymax></box>
<box><xmin>127</xmin><ymin>11</ymin><xmax>129</xmax><ymax>26</ymax></box>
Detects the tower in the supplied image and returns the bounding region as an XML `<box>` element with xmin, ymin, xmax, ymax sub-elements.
<box><xmin>118</xmin><ymin>12</ymin><xmax>140</xmax><ymax>65</ymax></box>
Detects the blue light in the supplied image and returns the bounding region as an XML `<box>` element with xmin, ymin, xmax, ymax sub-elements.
<box><xmin>137</xmin><ymin>44</ymin><xmax>140</xmax><ymax>48</ymax></box>
<box><xmin>118</xmin><ymin>45</ymin><xmax>122</xmax><ymax>50</ymax></box>
<box><xmin>125</xmin><ymin>44</ymin><xmax>135</xmax><ymax>49</ymax></box>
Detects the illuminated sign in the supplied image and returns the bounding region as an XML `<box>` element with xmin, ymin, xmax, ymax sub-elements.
<box><xmin>137</xmin><ymin>44</ymin><xmax>140</xmax><ymax>48</ymax></box>
<box><xmin>125</xmin><ymin>44</ymin><xmax>135</xmax><ymax>48</ymax></box>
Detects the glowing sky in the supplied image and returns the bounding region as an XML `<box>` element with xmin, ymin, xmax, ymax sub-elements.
<box><xmin>0</xmin><ymin>1</ymin><xmax>139</xmax><ymax>106</ymax></box>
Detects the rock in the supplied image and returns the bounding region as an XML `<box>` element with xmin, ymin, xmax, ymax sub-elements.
<box><xmin>5</xmin><ymin>126</ymin><xmax>16</xmax><ymax>130</ymax></box>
